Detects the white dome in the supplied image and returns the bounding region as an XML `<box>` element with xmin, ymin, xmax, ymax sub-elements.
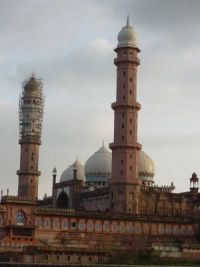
<box><xmin>85</xmin><ymin>145</ymin><xmax>112</xmax><ymax>180</ymax></box>
<box><xmin>85</xmin><ymin>145</ymin><xmax>155</xmax><ymax>184</ymax></box>
<box><xmin>117</xmin><ymin>16</ymin><xmax>137</xmax><ymax>48</ymax></box>
<box><xmin>60</xmin><ymin>160</ymin><xmax>85</xmax><ymax>182</ymax></box>
<box><xmin>139</xmin><ymin>151</ymin><xmax>155</xmax><ymax>183</ymax></box>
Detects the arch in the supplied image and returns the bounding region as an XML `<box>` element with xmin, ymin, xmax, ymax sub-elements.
<box><xmin>139</xmin><ymin>200</ymin><xmax>146</xmax><ymax>214</ymax></box>
<box><xmin>56</xmin><ymin>191</ymin><xmax>69</xmax><ymax>209</ymax></box>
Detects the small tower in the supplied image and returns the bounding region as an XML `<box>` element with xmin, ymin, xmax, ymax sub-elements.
<box><xmin>17</xmin><ymin>75</ymin><xmax>44</xmax><ymax>200</ymax></box>
<box><xmin>52</xmin><ymin>167</ymin><xmax>57</xmax><ymax>197</ymax></box>
<box><xmin>110</xmin><ymin>16</ymin><xmax>142</xmax><ymax>213</ymax></box>
<box><xmin>190</xmin><ymin>172</ymin><xmax>199</xmax><ymax>194</ymax></box>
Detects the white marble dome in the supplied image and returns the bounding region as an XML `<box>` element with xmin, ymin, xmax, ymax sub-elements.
<box><xmin>118</xmin><ymin>16</ymin><xmax>137</xmax><ymax>48</ymax></box>
<box><xmin>139</xmin><ymin>151</ymin><xmax>155</xmax><ymax>183</ymax></box>
<box><xmin>60</xmin><ymin>160</ymin><xmax>85</xmax><ymax>182</ymax></box>
<box><xmin>85</xmin><ymin>145</ymin><xmax>112</xmax><ymax>182</ymax></box>
<box><xmin>85</xmin><ymin>145</ymin><xmax>155</xmax><ymax>184</ymax></box>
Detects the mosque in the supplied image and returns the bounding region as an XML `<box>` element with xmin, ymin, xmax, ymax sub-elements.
<box><xmin>0</xmin><ymin>17</ymin><xmax>200</xmax><ymax>264</ymax></box>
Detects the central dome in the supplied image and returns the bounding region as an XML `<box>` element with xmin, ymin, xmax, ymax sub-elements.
<box><xmin>85</xmin><ymin>145</ymin><xmax>155</xmax><ymax>186</ymax></box>
<box><xmin>85</xmin><ymin>145</ymin><xmax>111</xmax><ymax>184</ymax></box>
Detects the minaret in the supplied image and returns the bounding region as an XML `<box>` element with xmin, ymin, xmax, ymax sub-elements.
<box><xmin>110</xmin><ymin>16</ymin><xmax>142</xmax><ymax>213</ymax></box>
<box><xmin>17</xmin><ymin>75</ymin><xmax>44</xmax><ymax>200</ymax></box>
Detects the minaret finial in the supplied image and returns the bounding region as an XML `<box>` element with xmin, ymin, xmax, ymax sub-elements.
<box><xmin>126</xmin><ymin>14</ymin><xmax>130</xmax><ymax>26</ymax></box>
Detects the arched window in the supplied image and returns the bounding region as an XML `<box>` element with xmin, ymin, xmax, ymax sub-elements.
<box><xmin>56</xmin><ymin>191</ymin><xmax>69</xmax><ymax>209</ymax></box>
<box><xmin>16</xmin><ymin>210</ymin><xmax>26</xmax><ymax>225</ymax></box>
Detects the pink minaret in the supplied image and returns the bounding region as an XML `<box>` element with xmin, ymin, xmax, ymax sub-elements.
<box><xmin>17</xmin><ymin>75</ymin><xmax>44</xmax><ymax>200</ymax></box>
<box><xmin>110</xmin><ymin>16</ymin><xmax>142</xmax><ymax>213</ymax></box>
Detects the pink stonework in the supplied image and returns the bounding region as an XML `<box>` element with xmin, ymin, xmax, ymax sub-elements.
<box><xmin>110</xmin><ymin>43</ymin><xmax>142</xmax><ymax>213</ymax></box>
<box><xmin>0</xmin><ymin>19</ymin><xmax>200</xmax><ymax>265</ymax></box>
<box><xmin>17</xmin><ymin>76</ymin><xmax>44</xmax><ymax>200</ymax></box>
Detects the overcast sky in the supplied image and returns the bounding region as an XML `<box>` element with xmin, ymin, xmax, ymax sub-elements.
<box><xmin>0</xmin><ymin>0</ymin><xmax>200</xmax><ymax>197</ymax></box>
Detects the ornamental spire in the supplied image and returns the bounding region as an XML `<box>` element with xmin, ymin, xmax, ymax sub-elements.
<box><xmin>126</xmin><ymin>14</ymin><xmax>130</xmax><ymax>27</ymax></box>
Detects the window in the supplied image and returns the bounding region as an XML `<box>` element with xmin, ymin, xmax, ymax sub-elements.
<box><xmin>130</xmin><ymin>130</ymin><xmax>132</xmax><ymax>135</ymax></box>
<box><xmin>123</xmin><ymin>84</ymin><xmax>125</xmax><ymax>88</ymax></box>
<box><xmin>16</xmin><ymin>211</ymin><xmax>26</xmax><ymax>226</ymax></box>
<box><xmin>130</xmin><ymin>154</ymin><xmax>132</xmax><ymax>159</ymax></box>
<box><xmin>130</xmin><ymin>166</ymin><xmax>132</xmax><ymax>170</ymax></box>
<box><xmin>130</xmin><ymin>90</ymin><xmax>132</xmax><ymax>94</ymax></box>
<box><xmin>63</xmin><ymin>221</ymin><xmax>68</xmax><ymax>228</ymax></box>
<box><xmin>121</xmin><ymin>170</ymin><xmax>123</xmax><ymax>175</ymax></box>
<box><xmin>123</xmin><ymin>96</ymin><xmax>125</xmax><ymax>100</ymax></box>
<box><xmin>71</xmin><ymin>222</ymin><xmax>77</xmax><ymax>228</ymax></box>
<box><xmin>122</xmin><ymin>124</ymin><xmax>124</xmax><ymax>129</ymax></box>
<box><xmin>89</xmin><ymin>257</ymin><xmax>92</xmax><ymax>262</ymax></box>
<box><xmin>122</xmin><ymin>136</ymin><xmax>124</xmax><ymax>140</ymax></box>
<box><xmin>57</xmin><ymin>256</ymin><xmax>60</xmax><ymax>260</ymax></box>
<box><xmin>122</xmin><ymin>113</ymin><xmax>125</xmax><ymax>117</ymax></box>
<box><xmin>130</xmin><ymin>119</ymin><xmax>132</xmax><ymax>123</ymax></box>
<box><xmin>121</xmin><ymin>160</ymin><xmax>123</xmax><ymax>164</ymax></box>
<box><xmin>130</xmin><ymin>78</ymin><xmax>132</xmax><ymax>82</ymax></box>
<box><xmin>68</xmin><ymin>256</ymin><xmax>70</xmax><ymax>261</ymax></box>
<box><xmin>123</xmin><ymin>71</ymin><xmax>126</xmax><ymax>76</ymax></box>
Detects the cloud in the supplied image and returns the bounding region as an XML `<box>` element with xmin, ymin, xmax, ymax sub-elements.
<box><xmin>0</xmin><ymin>0</ymin><xmax>200</xmax><ymax>196</ymax></box>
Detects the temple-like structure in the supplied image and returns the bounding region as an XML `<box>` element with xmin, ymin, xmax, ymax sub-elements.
<box><xmin>0</xmin><ymin>18</ymin><xmax>200</xmax><ymax>265</ymax></box>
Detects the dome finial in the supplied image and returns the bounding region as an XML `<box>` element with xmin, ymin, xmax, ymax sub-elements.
<box><xmin>126</xmin><ymin>13</ymin><xmax>130</xmax><ymax>27</ymax></box>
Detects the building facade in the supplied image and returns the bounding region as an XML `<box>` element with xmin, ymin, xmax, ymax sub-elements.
<box><xmin>0</xmin><ymin>18</ymin><xmax>200</xmax><ymax>264</ymax></box>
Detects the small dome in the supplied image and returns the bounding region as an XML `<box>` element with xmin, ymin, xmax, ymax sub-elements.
<box><xmin>60</xmin><ymin>160</ymin><xmax>85</xmax><ymax>182</ymax></box>
<box><xmin>117</xmin><ymin>16</ymin><xmax>137</xmax><ymax>48</ymax></box>
<box><xmin>139</xmin><ymin>151</ymin><xmax>155</xmax><ymax>183</ymax></box>
<box><xmin>85</xmin><ymin>144</ymin><xmax>111</xmax><ymax>182</ymax></box>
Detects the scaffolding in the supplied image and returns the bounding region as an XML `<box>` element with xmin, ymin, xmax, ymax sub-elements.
<box><xmin>19</xmin><ymin>75</ymin><xmax>44</xmax><ymax>140</ymax></box>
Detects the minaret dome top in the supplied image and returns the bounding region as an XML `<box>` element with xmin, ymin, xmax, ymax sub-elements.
<box><xmin>117</xmin><ymin>15</ymin><xmax>137</xmax><ymax>48</ymax></box>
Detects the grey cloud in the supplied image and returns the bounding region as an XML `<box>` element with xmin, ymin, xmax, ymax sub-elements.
<box><xmin>0</xmin><ymin>0</ymin><xmax>200</xmax><ymax>196</ymax></box>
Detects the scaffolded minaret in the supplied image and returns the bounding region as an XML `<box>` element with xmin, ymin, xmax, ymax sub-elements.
<box><xmin>110</xmin><ymin>17</ymin><xmax>142</xmax><ymax>213</ymax></box>
<box><xmin>17</xmin><ymin>75</ymin><xmax>44</xmax><ymax>200</ymax></box>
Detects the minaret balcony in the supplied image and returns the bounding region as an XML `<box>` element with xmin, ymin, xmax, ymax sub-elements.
<box><xmin>19</xmin><ymin>135</ymin><xmax>41</xmax><ymax>145</ymax></box>
<box><xmin>111</xmin><ymin>102</ymin><xmax>141</xmax><ymax>111</ymax></box>
<box><xmin>114</xmin><ymin>56</ymin><xmax>140</xmax><ymax>66</ymax></box>
<box><xmin>109</xmin><ymin>142</ymin><xmax>142</xmax><ymax>150</ymax></box>
<box><xmin>17</xmin><ymin>170</ymin><xmax>41</xmax><ymax>176</ymax></box>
